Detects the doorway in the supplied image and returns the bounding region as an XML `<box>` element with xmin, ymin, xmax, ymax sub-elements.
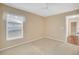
<box><xmin>66</xmin><ymin>14</ymin><xmax>79</xmax><ymax>45</ymax></box>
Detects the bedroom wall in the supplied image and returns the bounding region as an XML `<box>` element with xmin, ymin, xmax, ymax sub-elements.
<box><xmin>0</xmin><ymin>4</ymin><xmax>6</xmax><ymax>48</ymax></box>
<box><xmin>71</xmin><ymin>22</ymin><xmax>76</xmax><ymax>35</ymax></box>
<box><xmin>0</xmin><ymin>3</ymin><xmax>79</xmax><ymax>49</ymax></box>
<box><xmin>45</xmin><ymin>9</ymin><xmax>79</xmax><ymax>42</ymax></box>
<box><xmin>0</xmin><ymin>4</ymin><xmax>44</xmax><ymax>48</ymax></box>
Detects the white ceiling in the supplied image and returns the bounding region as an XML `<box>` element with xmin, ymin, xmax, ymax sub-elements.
<box><xmin>4</xmin><ymin>3</ymin><xmax>79</xmax><ymax>17</ymax></box>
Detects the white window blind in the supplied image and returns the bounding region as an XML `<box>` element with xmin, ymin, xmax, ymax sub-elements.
<box><xmin>6</xmin><ymin>13</ymin><xmax>25</xmax><ymax>40</ymax></box>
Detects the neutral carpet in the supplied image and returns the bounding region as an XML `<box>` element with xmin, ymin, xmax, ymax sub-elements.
<box><xmin>0</xmin><ymin>38</ymin><xmax>79</xmax><ymax>55</ymax></box>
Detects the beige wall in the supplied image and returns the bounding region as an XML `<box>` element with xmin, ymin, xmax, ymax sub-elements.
<box><xmin>71</xmin><ymin>22</ymin><xmax>76</xmax><ymax>35</ymax></box>
<box><xmin>0</xmin><ymin>3</ymin><xmax>79</xmax><ymax>49</ymax></box>
<box><xmin>45</xmin><ymin>9</ymin><xmax>79</xmax><ymax>42</ymax></box>
<box><xmin>0</xmin><ymin>4</ymin><xmax>6</xmax><ymax>48</ymax></box>
<box><xmin>0</xmin><ymin>4</ymin><xmax>44</xmax><ymax>48</ymax></box>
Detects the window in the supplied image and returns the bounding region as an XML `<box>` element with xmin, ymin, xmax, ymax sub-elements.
<box><xmin>6</xmin><ymin>13</ymin><xmax>25</xmax><ymax>40</ymax></box>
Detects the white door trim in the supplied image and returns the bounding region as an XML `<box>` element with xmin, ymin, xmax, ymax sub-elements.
<box><xmin>66</xmin><ymin>14</ymin><xmax>79</xmax><ymax>42</ymax></box>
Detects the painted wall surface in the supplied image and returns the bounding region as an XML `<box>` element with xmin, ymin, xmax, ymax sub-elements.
<box><xmin>45</xmin><ymin>9</ymin><xmax>79</xmax><ymax>42</ymax></box>
<box><xmin>0</xmin><ymin>4</ymin><xmax>6</xmax><ymax>48</ymax></box>
<box><xmin>71</xmin><ymin>22</ymin><xmax>76</xmax><ymax>35</ymax></box>
<box><xmin>0</xmin><ymin>3</ymin><xmax>79</xmax><ymax>49</ymax></box>
<box><xmin>0</xmin><ymin>4</ymin><xmax>44</xmax><ymax>48</ymax></box>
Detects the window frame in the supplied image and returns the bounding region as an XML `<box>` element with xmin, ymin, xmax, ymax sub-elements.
<box><xmin>5</xmin><ymin>13</ymin><xmax>24</xmax><ymax>41</ymax></box>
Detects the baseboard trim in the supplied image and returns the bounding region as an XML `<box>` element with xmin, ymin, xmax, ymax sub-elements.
<box><xmin>0</xmin><ymin>35</ymin><xmax>43</xmax><ymax>51</ymax></box>
<box><xmin>45</xmin><ymin>35</ymin><xmax>79</xmax><ymax>47</ymax></box>
<box><xmin>45</xmin><ymin>35</ymin><xmax>65</xmax><ymax>42</ymax></box>
<box><xmin>0</xmin><ymin>35</ymin><xmax>77</xmax><ymax>52</ymax></box>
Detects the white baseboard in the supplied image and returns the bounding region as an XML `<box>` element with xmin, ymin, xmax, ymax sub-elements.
<box><xmin>45</xmin><ymin>34</ymin><xmax>66</xmax><ymax>43</ymax></box>
<box><xmin>45</xmin><ymin>35</ymin><xmax>79</xmax><ymax>47</ymax></box>
<box><xmin>0</xmin><ymin>35</ymin><xmax>43</xmax><ymax>51</ymax></box>
<box><xmin>0</xmin><ymin>34</ymin><xmax>77</xmax><ymax>52</ymax></box>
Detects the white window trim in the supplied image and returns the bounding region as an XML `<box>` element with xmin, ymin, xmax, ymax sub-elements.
<box><xmin>4</xmin><ymin>13</ymin><xmax>25</xmax><ymax>41</ymax></box>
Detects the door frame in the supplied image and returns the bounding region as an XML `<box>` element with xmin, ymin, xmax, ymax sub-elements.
<box><xmin>66</xmin><ymin>14</ymin><xmax>79</xmax><ymax>42</ymax></box>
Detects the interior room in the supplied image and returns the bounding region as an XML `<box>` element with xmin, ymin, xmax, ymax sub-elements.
<box><xmin>0</xmin><ymin>3</ymin><xmax>79</xmax><ymax>55</ymax></box>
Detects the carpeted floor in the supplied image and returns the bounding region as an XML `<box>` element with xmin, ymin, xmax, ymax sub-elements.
<box><xmin>0</xmin><ymin>38</ymin><xmax>79</xmax><ymax>55</ymax></box>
